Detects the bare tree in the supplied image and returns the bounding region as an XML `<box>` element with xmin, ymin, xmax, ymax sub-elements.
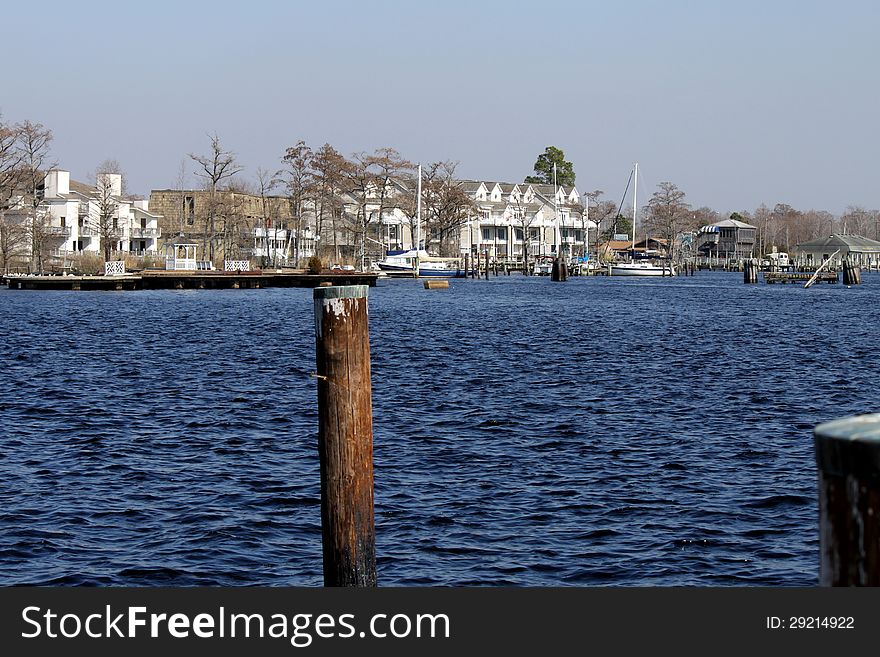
<box><xmin>839</xmin><ymin>206</ymin><xmax>877</xmax><ymax>237</ymax></box>
<box><xmin>422</xmin><ymin>161</ymin><xmax>474</xmax><ymax>257</ymax></box>
<box><xmin>582</xmin><ymin>190</ymin><xmax>617</xmax><ymax>256</ymax></box>
<box><xmin>189</xmin><ymin>132</ymin><xmax>244</xmax><ymax>262</ymax></box>
<box><xmin>279</xmin><ymin>141</ymin><xmax>314</xmax><ymax>267</ymax></box>
<box><xmin>769</xmin><ymin>203</ymin><xmax>801</xmax><ymax>253</ymax></box>
<box><xmin>644</xmin><ymin>181</ymin><xmax>690</xmax><ymax>261</ymax></box>
<box><xmin>93</xmin><ymin>165</ymin><xmax>121</xmax><ymax>262</ymax></box>
<box><xmin>0</xmin><ymin>118</ymin><xmax>25</xmax><ymax>272</ymax></box>
<box><xmin>343</xmin><ymin>148</ymin><xmax>414</xmax><ymax>269</ymax></box>
<box><xmin>216</xmin><ymin>179</ymin><xmax>253</xmax><ymax>261</ymax></box>
<box><xmin>311</xmin><ymin>144</ymin><xmax>349</xmax><ymax>262</ymax></box>
<box><xmin>16</xmin><ymin>121</ymin><xmax>55</xmax><ymax>272</ymax></box>
<box><xmin>254</xmin><ymin>167</ymin><xmax>279</xmax><ymax>267</ymax></box>
<box><xmin>0</xmin><ymin>116</ymin><xmax>22</xmax><ymax>197</ymax></box>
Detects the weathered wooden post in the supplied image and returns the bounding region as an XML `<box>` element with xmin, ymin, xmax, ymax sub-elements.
<box><xmin>551</xmin><ymin>256</ymin><xmax>568</xmax><ymax>282</ymax></box>
<box><xmin>464</xmin><ymin>253</ymin><xmax>469</xmax><ymax>279</ymax></box>
<box><xmin>743</xmin><ymin>259</ymin><xmax>758</xmax><ymax>284</ymax></box>
<box><xmin>842</xmin><ymin>259</ymin><xmax>861</xmax><ymax>285</ymax></box>
<box><xmin>313</xmin><ymin>285</ymin><xmax>376</xmax><ymax>587</ymax></box>
<box><xmin>814</xmin><ymin>414</ymin><xmax>880</xmax><ymax>585</ymax></box>
<box><xmin>484</xmin><ymin>251</ymin><xmax>489</xmax><ymax>280</ymax></box>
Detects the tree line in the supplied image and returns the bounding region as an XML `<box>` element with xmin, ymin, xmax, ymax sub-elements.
<box><xmin>3</xmin><ymin>120</ymin><xmax>878</xmax><ymax>272</ymax></box>
<box><xmin>175</xmin><ymin>134</ymin><xmax>478</xmax><ymax>266</ymax></box>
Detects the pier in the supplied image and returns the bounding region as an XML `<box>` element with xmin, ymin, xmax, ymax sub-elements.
<box><xmin>763</xmin><ymin>271</ymin><xmax>838</xmax><ymax>285</ymax></box>
<box><xmin>2</xmin><ymin>270</ymin><xmax>379</xmax><ymax>291</ymax></box>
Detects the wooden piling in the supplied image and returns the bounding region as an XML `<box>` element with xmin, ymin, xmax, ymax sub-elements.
<box><xmin>423</xmin><ymin>279</ymin><xmax>449</xmax><ymax>289</ymax></box>
<box><xmin>814</xmin><ymin>414</ymin><xmax>880</xmax><ymax>586</ymax></box>
<box><xmin>550</xmin><ymin>257</ymin><xmax>568</xmax><ymax>282</ymax></box>
<box><xmin>842</xmin><ymin>259</ymin><xmax>861</xmax><ymax>285</ymax></box>
<box><xmin>484</xmin><ymin>251</ymin><xmax>489</xmax><ymax>279</ymax></box>
<box><xmin>743</xmin><ymin>258</ymin><xmax>758</xmax><ymax>284</ymax></box>
<box><xmin>313</xmin><ymin>285</ymin><xmax>376</xmax><ymax>587</ymax></box>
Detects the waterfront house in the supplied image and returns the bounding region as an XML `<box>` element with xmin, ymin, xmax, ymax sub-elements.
<box><xmin>793</xmin><ymin>234</ymin><xmax>880</xmax><ymax>268</ymax></box>
<box><xmin>695</xmin><ymin>218</ymin><xmax>757</xmax><ymax>261</ymax></box>
<box><xmin>6</xmin><ymin>169</ymin><xmax>162</xmax><ymax>269</ymax></box>
<box><xmin>457</xmin><ymin>181</ymin><xmax>594</xmax><ymax>262</ymax></box>
<box><xmin>45</xmin><ymin>170</ymin><xmax>162</xmax><ymax>256</ymax></box>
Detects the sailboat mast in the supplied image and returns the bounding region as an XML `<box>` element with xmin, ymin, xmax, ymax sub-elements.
<box><xmin>632</xmin><ymin>162</ymin><xmax>638</xmax><ymax>254</ymax></box>
<box><xmin>415</xmin><ymin>163</ymin><xmax>421</xmax><ymax>276</ymax></box>
<box><xmin>553</xmin><ymin>163</ymin><xmax>560</xmax><ymax>257</ymax></box>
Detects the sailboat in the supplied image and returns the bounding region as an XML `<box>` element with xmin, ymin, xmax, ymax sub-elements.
<box><xmin>375</xmin><ymin>164</ymin><xmax>466</xmax><ymax>278</ymax></box>
<box><xmin>608</xmin><ymin>163</ymin><xmax>676</xmax><ymax>277</ymax></box>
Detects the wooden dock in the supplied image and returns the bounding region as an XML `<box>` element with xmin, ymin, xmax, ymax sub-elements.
<box><xmin>763</xmin><ymin>271</ymin><xmax>838</xmax><ymax>285</ymax></box>
<box><xmin>2</xmin><ymin>270</ymin><xmax>379</xmax><ymax>291</ymax></box>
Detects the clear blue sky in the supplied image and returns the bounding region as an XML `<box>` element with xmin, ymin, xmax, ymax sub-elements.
<box><xmin>2</xmin><ymin>0</ymin><xmax>877</xmax><ymax>214</ymax></box>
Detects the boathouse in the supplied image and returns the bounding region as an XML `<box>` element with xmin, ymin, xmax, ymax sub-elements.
<box><xmin>695</xmin><ymin>218</ymin><xmax>757</xmax><ymax>260</ymax></box>
<box><xmin>793</xmin><ymin>234</ymin><xmax>880</xmax><ymax>268</ymax></box>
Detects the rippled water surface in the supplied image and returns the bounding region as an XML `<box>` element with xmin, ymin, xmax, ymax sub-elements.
<box><xmin>1</xmin><ymin>272</ymin><xmax>878</xmax><ymax>586</ymax></box>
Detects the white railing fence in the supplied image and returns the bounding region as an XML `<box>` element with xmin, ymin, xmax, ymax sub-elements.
<box><xmin>104</xmin><ymin>261</ymin><xmax>125</xmax><ymax>276</ymax></box>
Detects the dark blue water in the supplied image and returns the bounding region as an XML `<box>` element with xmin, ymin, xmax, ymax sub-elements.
<box><xmin>1</xmin><ymin>272</ymin><xmax>877</xmax><ymax>586</ymax></box>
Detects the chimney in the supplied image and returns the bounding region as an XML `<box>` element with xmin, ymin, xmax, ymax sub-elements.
<box><xmin>97</xmin><ymin>173</ymin><xmax>122</xmax><ymax>197</ymax></box>
<box><xmin>44</xmin><ymin>169</ymin><xmax>70</xmax><ymax>198</ymax></box>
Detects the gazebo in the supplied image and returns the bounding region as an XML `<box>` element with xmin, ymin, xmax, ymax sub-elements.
<box><xmin>165</xmin><ymin>243</ymin><xmax>198</xmax><ymax>271</ymax></box>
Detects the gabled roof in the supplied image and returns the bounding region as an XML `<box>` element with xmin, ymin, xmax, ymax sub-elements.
<box><xmin>795</xmin><ymin>234</ymin><xmax>880</xmax><ymax>252</ymax></box>
<box><xmin>599</xmin><ymin>240</ymin><xmax>635</xmax><ymax>251</ymax></box>
<box><xmin>531</xmin><ymin>184</ymin><xmax>557</xmax><ymax>195</ymax></box>
<box><xmin>459</xmin><ymin>180</ymin><xmax>484</xmax><ymax>193</ymax></box>
<box><xmin>709</xmin><ymin>218</ymin><xmax>756</xmax><ymax>229</ymax></box>
<box><xmin>69</xmin><ymin>179</ymin><xmax>96</xmax><ymax>196</ymax></box>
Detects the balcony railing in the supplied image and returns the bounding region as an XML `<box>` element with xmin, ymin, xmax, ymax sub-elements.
<box><xmin>130</xmin><ymin>227</ymin><xmax>161</xmax><ymax>238</ymax></box>
<box><xmin>45</xmin><ymin>226</ymin><xmax>71</xmax><ymax>236</ymax></box>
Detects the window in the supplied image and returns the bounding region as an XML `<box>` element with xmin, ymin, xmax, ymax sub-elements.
<box><xmin>60</xmin><ymin>216</ymin><xmax>66</xmax><ymax>227</ymax></box>
<box><xmin>515</xmin><ymin>228</ymin><xmax>524</xmax><ymax>241</ymax></box>
<box><xmin>496</xmin><ymin>227</ymin><xmax>507</xmax><ymax>241</ymax></box>
<box><xmin>184</xmin><ymin>196</ymin><xmax>195</xmax><ymax>225</ymax></box>
<box><xmin>529</xmin><ymin>228</ymin><xmax>540</xmax><ymax>240</ymax></box>
<box><xmin>481</xmin><ymin>210</ymin><xmax>490</xmax><ymax>221</ymax></box>
<box><xmin>113</xmin><ymin>218</ymin><xmax>118</xmax><ymax>230</ymax></box>
<box><xmin>482</xmin><ymin>228</ymin><xmax>491</xmax><ymax>241</ymax></box>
